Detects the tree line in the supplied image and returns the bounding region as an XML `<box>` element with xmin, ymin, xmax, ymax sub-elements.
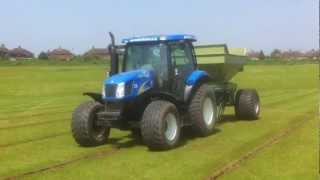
<box><xmin>247</xmin><ymin>49</ymin><xmax>320</xmax><ymax>60</ymax></box>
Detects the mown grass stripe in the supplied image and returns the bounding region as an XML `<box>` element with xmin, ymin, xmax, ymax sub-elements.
<box><xmin>2</xmin><ymin>147</ymin><xmax>120</xmax><ymax>180</ymax></box>
<box><xmin>0</xmin><ymin>99</ymin><xmax>315</xmax><ymax>178</ymax></box>
<box><xmin>0</xmin><ymin>119</ymin><xmax>68</xmax><ymax>130</ymax></box>
<box><xmin>263</xmin><ymin>90</ymin><xmax>317</xmax><ymax>108</ymax></box>
<box><xmin>0</xmin><ymin>110</ymin><xmax>72</xmax><ymax>121</ymax></box>
<box><xmin>268</xmin><ymin>91</ymin><xmax>318</xmax><ymax>107</ymax></box>
<box><xmin>0</xmin><ymin>88</ymin><xmax>315</xmax><ymax>149</ymax></box>
<box><xmin>0</xmin><ymin>96</ymin><xmax>82</xmax><ymax>113</ymax></box>
<box><xmin>0</xmin><ymin>89</ymin><xmax>315</xmax><ymax>131</ymax></box>
<box><xmin>0</xmin><ymin>132</ymin><xmax>69</xmax><ymax>148</ymax></box>
<box><xmin>1</xmin><ymin>110</ymin><xmax>314</xmax><ymax>180</ymax></box>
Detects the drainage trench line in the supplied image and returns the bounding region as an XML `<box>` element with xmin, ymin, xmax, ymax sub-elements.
<box><xmin>2</xmin><ymin>147</ymin><xmax>121</xmax><ymax>180</ymax></box>
<box><xmin>0</xmin><ymin>119</ymin><xmax>68</xmax><ymax>131</ymax></box>
<box><xmin>0</xmin><ymin>132</ymin><xmax>69</xmax><ymax>148</ymax></box>
<box><xmin>207</xmin><ymin>111</ymin><xmax>315</xmax><ymax>180</ymax></box>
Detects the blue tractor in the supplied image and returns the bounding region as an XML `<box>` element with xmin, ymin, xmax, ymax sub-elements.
<box><xmin>71</xmin><ymin>33</ymin><xmax>260</xmax><ymax>150</ymax></box>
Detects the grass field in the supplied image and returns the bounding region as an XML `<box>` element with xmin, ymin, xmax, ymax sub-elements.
<box><xmin>0</xmin><ymin>63</ymin><xmax>318</xmax><ymax>180</ymax></box>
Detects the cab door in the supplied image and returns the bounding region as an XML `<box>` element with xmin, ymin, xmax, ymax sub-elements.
<box><xmin>169</xmin><ymin>42</ymin><xmax>196</xmax><ymax>101</ymax></box>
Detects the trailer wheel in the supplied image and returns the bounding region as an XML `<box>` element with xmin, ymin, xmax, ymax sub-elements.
<box><xmin>141</xmin><ymin>100</ymin><xmax>181</xmax><ymax>150</ymax></box>
<box><xmin>235</xmin><ymin>89</ymin><xmax>260</xmax><ymax>120</ymax></box>
<box><xmin>71</xmin><ymin>101</ymin><xmax>110</xmax><ymax>146</ymax></box>
<box><xmin>188</xmin><ymin>84</ymin><xmax>217</xmax><ymax>136</ymax></box>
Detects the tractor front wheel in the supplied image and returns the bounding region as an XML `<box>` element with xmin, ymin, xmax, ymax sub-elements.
<box><xmin>141</xmin><ymin>100</ymin><xmax>181</xmax><ymax>150</ymax></box>
<box><xmin>71</xmin><ymin>101</ymin><xmax>110</xmax><ymax>146</ymax></box>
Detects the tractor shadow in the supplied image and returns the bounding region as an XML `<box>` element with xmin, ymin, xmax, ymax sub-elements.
<box><xmin>104</xmin><ymin>114</ymin><xmax>252</xmax><ymax>151</ymax></box>
<box><xmin>178</xmin><ymin>127</ymin><xmax>221</xmax><ymax>148</ymax></box>
<box><xmin>218</xmin><ymin>114</ymin><xmax>257</xmax><ymax>125</ymax></box>
<box><xmin>107</xmin><ymin>135</ymin><xmax>144</xmax><ymax>149</ymax></box>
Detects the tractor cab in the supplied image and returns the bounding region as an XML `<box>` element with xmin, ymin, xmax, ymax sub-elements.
<box><xmin>103</xmin><ymin>34</ymin><xmax>200</xmax><ymax>103</ymax></box>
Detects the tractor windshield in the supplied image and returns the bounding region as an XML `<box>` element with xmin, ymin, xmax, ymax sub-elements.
<box><xmin>124</xmin><ymin>43</ymin><xmax>167</xmax><ymax>73</ymax></box>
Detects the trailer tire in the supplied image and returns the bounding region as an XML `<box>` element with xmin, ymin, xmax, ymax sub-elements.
<box><xmin>71</xmin><ymin>101</ymin><xmax>109</xmax><ymax>147</ymax></box>
<box><xmin>235</xmin><ymin>89</ymin><xmax>260</xmax><ymax>120</ymax></box>
<box><xmin>188</xmin><ymin>84</ymin><xmax>217</xmax><ymax>136</ymax></box>
<box><xmin>141</xmin><ymin>100</ymin><xmax>181</xmax><ymax>150</ymax></box>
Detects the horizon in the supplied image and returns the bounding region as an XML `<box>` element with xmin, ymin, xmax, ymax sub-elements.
<box><xmin>0</xmin><ymin>0</ymin><xmax>318</xmax><ymax>55</ymax></box>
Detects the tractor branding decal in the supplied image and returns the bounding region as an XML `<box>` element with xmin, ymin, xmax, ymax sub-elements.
<box><xmin>137</xmin><ymin>81</ymin><xmax>153</xmax><ymax>95</ymax></box>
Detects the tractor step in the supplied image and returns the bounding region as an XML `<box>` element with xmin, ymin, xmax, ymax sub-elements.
<box><xmin>97</xmin><ymin>111</ymin><xmax>121</xmax><ymax>121</ymax></box>
<box><xmin>97</xmin><ymin>111</ymin><xmax>121</xmax><ymax>123</ymax></box>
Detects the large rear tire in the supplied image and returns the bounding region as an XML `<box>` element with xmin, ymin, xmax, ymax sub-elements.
<box><xmin>71</xmin><ymin>101</ymin><xmax>110</xmax><ymax>147</ymax></box>
<box><xmin>141</xmin><ymin>100</ymin><xmax>181</xmax><ymax>150</ymax></box>
<box><xmin>235</xmin><ymin>89</ymin><xmax>260</xmax><ymax>120</ymax></box>
<box><xmin>188</xmin><ymin>84</ymin><xmax>217</xmax><ymax>136</ymax></box>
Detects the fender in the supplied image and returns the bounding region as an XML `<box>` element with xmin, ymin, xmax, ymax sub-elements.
<box><xmin>184</xmin><ymin>70</ymin><xmax>211</xmax><ymax>102</ymax></box>
<box><xmin>83</xmin><ymin>92</ymin><xmax>104</xmax><ymax>104</ymax></box>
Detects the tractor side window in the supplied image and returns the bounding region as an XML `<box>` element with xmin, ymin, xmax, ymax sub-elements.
<box><xmin>126</xmin><ymin>44</ymin><xmax>164</xmax><ymax>72</ymax></box>
<box><xmin>170</xmin><ymin>43</ymin><xmax>194</xmax><ymax>72</ymax></box>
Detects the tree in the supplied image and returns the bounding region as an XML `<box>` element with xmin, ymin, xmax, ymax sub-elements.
<box><xmin>270</xmin><ymin>49</ymin><xmax>282</xmax><ymax>59</ymax></box>
<box><xmin>258</xmin><ymin>50</ymin><xmax>265</xmax><ymax>60</ymax></box>
<box><xmin>38</xmin><ymin>51</ymin><xmax>48</xmax><ymax>60</ymax></box>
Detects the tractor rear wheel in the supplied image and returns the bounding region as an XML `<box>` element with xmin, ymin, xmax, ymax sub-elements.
<box><xmin>141</xmin><ymin>100</ymin><xmax>181</xmax><ymax>150</ymax></box>
<box><xmin>71</xmin><ymin>101</ymin><xmax>110</xmax><ymax>146</ymax></box>
<box><xmin>235</xmin><ymin>89</ymin><xmax>260</xmax><ymax>120</ymax></box>
<box><xmin>188</xmin><ymin>84</ymin><xmax>217</xmax><ymax>136</ymax></box>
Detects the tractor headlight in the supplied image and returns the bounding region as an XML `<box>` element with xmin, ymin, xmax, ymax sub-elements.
<box><xmin>115</xmin><ymin>83</ymin><xmax>125</xmax><ymax>98</ymax></box>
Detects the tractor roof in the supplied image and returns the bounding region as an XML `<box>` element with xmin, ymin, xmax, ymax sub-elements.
<box><xmin>122</xmin><ymin>34</ymin><xmax>196</xmax><ymax>44</ymax></box>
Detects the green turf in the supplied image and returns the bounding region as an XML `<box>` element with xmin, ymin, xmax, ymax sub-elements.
<box><xmin>220</xmin><ymin>116</ymin><xmax>318</xmax><ymax>180</ymax></box>
<box><xmin>0</xmin><ymin>64</ymin><xmax>317</xmax><ymax>179</ymax></box>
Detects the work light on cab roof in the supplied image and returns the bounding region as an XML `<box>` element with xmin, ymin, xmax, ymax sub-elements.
<box><xmin>122</xmin><ymin>34</ymin><xmax>197</xmax><ymax>44</ymax></box>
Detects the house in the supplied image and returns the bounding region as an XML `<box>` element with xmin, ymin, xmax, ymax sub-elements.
<box><xmin>0</xmin><ymin>44</ymin><xmax>9</xmax><ymax>58</ymax></box>
<box><xmin>48</xmin><ymin>47</ymin><xmax>74</xmax><ymax>61</ymax></box>
<box><xmin>9</xmin><ymin>46</ymin><xmax>34</xmax><ymax>59</ymax></box>
<box><xmin>83</xmin><ymin>46</ymin><xmax>109</xmax><ymax>59</ymax></box>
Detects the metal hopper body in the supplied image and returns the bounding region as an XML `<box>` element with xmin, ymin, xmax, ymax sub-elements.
<box><xmin>195</xmin><ymin>44</ymin><xmax>247</xmax><ymax>83</ymax></box>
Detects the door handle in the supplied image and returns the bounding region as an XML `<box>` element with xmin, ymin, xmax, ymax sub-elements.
<box><xmin>175</xmin><ymin>68</ymin><xmax>179</xmax><ymax>76</ymax></box>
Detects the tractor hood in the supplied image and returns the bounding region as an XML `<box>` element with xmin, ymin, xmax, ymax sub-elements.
<box><xmin>103</xmin><ymin>69</ymin><xmax>155</xmax><ymax>101</ymax></box>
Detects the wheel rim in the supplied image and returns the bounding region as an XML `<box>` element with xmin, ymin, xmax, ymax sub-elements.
<box><xmin>255</xmin><ymin>103</ymin><xmax>260</xmax><ymax>114</ymax></box>
<box><xmin>92</xmin><ymin>124</ymin><xmax>106</xmax><ymax>141</ymax></box>
<box><xmin>91</xmin><ymin>109</ymin><xmax>106</xmax><ymax>141</ymax></box>
<box><xmin>203</xmin><ymin>97</ymin><xmax>214</xmax><ymax>126</ymax></box>
<box><xmin>164</xmin><ymin>113</ymin><xmax>178</xmax><ymax>141</ymax></box>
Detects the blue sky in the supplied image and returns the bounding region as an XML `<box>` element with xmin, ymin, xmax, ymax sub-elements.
<box><xmin>0</xmin><ymin>0</ymin><xmax>318</xmax><ymax>54</ymax></box>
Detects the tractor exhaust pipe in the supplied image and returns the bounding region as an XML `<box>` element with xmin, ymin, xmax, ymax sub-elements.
<box><xmin>108</xmin><ymin>32</ymin><xmax>119</xmax><ymax>76</ymax></box>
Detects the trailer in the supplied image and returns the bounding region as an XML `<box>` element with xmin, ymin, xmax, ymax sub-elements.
<box><xmin>71</xmin><ymin>33</ymin><xmax>260</xmax><ymax>150</ymax></box>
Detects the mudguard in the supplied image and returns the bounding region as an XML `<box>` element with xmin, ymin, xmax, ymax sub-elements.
<box><xmin>83</xmin><ymin>92</ymin><xmax>104</xmax><ymax>104</ymax></box>
<box><xmin>184</xmin><ymin>70</ymin><xmax>211</xmax><ymax>102</ymax></box>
